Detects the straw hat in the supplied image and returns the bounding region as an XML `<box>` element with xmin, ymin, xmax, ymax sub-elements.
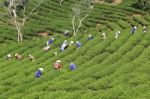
<box><xmin>89</xmin><ymin>35</ymin><xmax>92</xmax><ymax>37</ymax></box>
<box><xmin>39</xmin><ymin>68</ymin><xmax>44</xmax><ymax>71</ymax></box>
<box><xmin>64</xmin><ymin>40</ymin><xmax>67</xmax><ymax>42</ymax></box>
<box><xmin>51</xmin><ymin>37</ymin><xmax>54</xmax><ymax>40</ymax></box>
<box><xmin>15</xmin><ymin>53</ymin><xmax>18</xmax><ymax>57</ymax></box>
<box><xmin>102</xmin><ymin>33</ymin><xmax>106</xmax><ymax>36</ymax></box>
<box><xmin>7</xmin><ymin>54</ymin><xmax>11</xmax><ymax>57</ymax></box>
<box><xmin>76</xmin><ymin>41</ymin><xmax>79</xmax><ymax>43</ymax></box>
<box><xmin>70</xmin><ymin>41</ymin><xmax>74</xmax><ymax>44</ymax></box>
<box><xmin>117</xmin><ymin>31</ymin><xmax>121</xmax><ymax>34</ymax></box>
<box><xmin>56</xmin><ymin>60</ymin><xmax>61</xmax><ymax>63</ymax></box>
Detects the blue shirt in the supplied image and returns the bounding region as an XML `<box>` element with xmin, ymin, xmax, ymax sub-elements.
<box><xmin>76</xmin><ymin>42</ymin><xmax>81</xmax><ymax>48</ymax></box>
<box><xmin>70</xmin><ymin>63</ymin><xmax>76</xmax><ymax>70</ymax></box>
<box><xmin>48</xmin><ymin>39</ymin><xmax>53</xmax><ymax>45</ymax></box>
<box><xmin>35</xmin><ymin>70</ymin><xmax>42</xmax><ymax>78</ymax></box>
<box><xmin>131</xmin><ymin>27</ymin><xmax>136</xmax><ymax>33</ymax></box>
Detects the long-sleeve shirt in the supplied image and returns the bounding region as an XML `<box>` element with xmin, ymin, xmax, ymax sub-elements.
<box><xmin>35</xmin><ymin>70</ymin><xmax>42</xmax><ymax>78</ymax></box>
<box><xmin>70</xmin><ymin>63</ymin><xmax>76</xmax><ymax>71</ymax></box>
<box><xmin>76</xmin><ymin>42</ymin><xmax>81</xmax><ymax>48</ymax></box>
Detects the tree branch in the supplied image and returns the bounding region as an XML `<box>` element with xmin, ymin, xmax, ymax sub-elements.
<box><xmin>25</xmin><ymin>0</ymin><xmax>43</xmax><ymax>20</ymax></box>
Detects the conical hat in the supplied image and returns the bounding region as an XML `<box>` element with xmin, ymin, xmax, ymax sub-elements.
<box><xmin>56</xmin><ymin>60</ymin><xmax>61</xmax><ymax>62</ymax></box>
<box><xmin>39</xmin><ymin>68</ymin><xmax>44</xmax><ymax>71</ymax></box>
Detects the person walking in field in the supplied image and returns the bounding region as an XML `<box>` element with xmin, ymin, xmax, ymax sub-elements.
<box><xmin>6</xmin><ymin>54</ymin><xmax>12</xmax><ymax>60</ymax></box>
<box><xmin>35</xmin><ymin>68</ymin><xmax>44</xmax><ymax>78</ymax></box>
<box><xmin>47</xmin><ymin>37</ymin><xmax>54</xmax><ymax>46</ymax></box>
<box><xmin>76</xmin><ymin>41</ymin><xmax>81</xmax><ymax>48</ymax></box>
<box><xmin>15</xmin><ymin>53</ymin><xmax>22</xmax><ymax>60</ymax></box>
<box><xmin>70</xmin><ymin>63</ymin><xmax>76</xmax><ymax>71</ymax></box>
<box><xmin>54</xmin><ymin>60</ymin><xmax>62</xmax><ymax>70</ymax></box>
<box><xmin>115</xmin><ymin>31</ymin><xmax>121</xmax><ymax>39</ymax></box>
<box><xmin>29</xmin><ymin>54</ymin><xmax>35</xmax><ymax>62</ymax></box>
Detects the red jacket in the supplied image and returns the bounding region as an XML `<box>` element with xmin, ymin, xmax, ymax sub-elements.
<box><xmin>54</xmin><ymin>63</ymin><xmax>61</xmax><ymax>69</ymax></box>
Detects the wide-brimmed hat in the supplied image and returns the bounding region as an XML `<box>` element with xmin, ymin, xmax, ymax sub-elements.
<box><xmin>39</xmin><ymin>68</ymin><xmax>44</xmax><ymax>71</ymax></box>
<box><xmin>102</xmin><ymin>33</ymin><xmax>106</xmax><ymax>35</ymax></box>
<box><xmin>15</xmin><ymin>53</ymin><xmax>18</xmax><ymax>56</ymax></box>
<box><xmin>51</xmin><ymin>37</ymin><xmax>54</xmax><ymax>40</ymax></box>
<box><xmin>56</xmin><ymin>60</ymin><xmax>61</xmax><ymax>62</ymax></box>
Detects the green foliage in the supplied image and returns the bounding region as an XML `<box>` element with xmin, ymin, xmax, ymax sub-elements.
<box><xmin>133</xmin><ymin>0</ymin><xmax>150</xmax><ymax>11</ymax></box>
<box><xmin>0</xmin><ymin>0</ymin><xmax>150</xmax><ymax>98</ymax></box>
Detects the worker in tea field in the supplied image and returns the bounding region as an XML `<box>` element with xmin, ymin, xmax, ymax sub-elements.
<box><xmin>47</xmin><ymin>37</ymin><xmax>54</xmax><ymax>46</ymax></box>
<box><xmin>76</xmin><ymin>41</ymin><xmax>81</xmax><ymax>48</ymax></box>
<box><xmin>115</xmin><ymin>31</ymin><xmax>121</xmax><ymax>39</ymax></box>
<box><xmin>70</xmin><ymin>63</ymin><xmax>76</xmax><ymax>71</ymax></box>
<box><xmin>60</xmin><ymin>40</ymin><xmax>68</xmax><ymax>51</ymax></box>
<box><xmin>131</xmin><ymin>26</ymin><xmax>137</xmax><ymax>34</ymax></box>
<box><xmin>69</xmin><ymin>41</ymin><xmax>74</xmax><ymax>46</ymax></box>
<box><xmin>54</xmin><ymin>60</ymin><xmax>62</xmax><ymax>70</ymax></box>
<box><xmin>15</xmin><ymin>53</ymin><xmax>22</xmax><ymax>60</ymax></box>
<box><xmin>29</xmin><ymin>54</ymin><xmax>35</xmax><ymax>62</ymax></box>
<box><xmin>42</xmin><ymin>45</ymin><xmax>50</xmax><ymax>51</ymax></box>
<box><xmin>6</xmin><ymin>54</ymin><xmax>12</xmax><ymax>60</ymax></box>
<box><xmin>64</xmin><ymin>30</ymin><xmax>70</xmax><ymax>37</ymax></box>
<box><xmin>102</xmin><ymin>33</ymin><xmax>106</xmax><ymax>40</ymax></box>
<box><xmin>35</xmin><ymin>68</ymin><xmax>44</xmax><ymax>78</ymax></box>
<box><xmin>143</xmin><ymin>26</ymin><xmax>148</xmax><ymax>33</ymax></box>
<box><xmin>88</xmin><ymin>34</ymin><xmax>93</xmax><ymax>40</ymax></box>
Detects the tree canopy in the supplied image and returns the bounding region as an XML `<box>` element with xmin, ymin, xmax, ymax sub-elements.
<box><xmin>133</xmin><ymin>0</ymin><xmax>150</xmax><ymax>11</ymax></box>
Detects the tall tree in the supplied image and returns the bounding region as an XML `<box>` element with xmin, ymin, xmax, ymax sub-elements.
<box><xmin>0</xmin><ymin>0</ymin><xmax>43</xmax><ymax>42</ymax></box>
<box><xmin>134</xmin><ymin>0</ymin><xmax>150</xmax><ymax>11</ymax></box>
<box><xmin>72</xmin><ymin>0</ymin><xmax>94</xmax><ymax>36</ymax></box>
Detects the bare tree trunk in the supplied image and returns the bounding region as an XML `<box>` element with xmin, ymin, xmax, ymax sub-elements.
<box><xmin>16</xmin><ymin>25</ymin><xmax>22</xmax><ymax>42</ymax></box>
<box><xmin>19</xmin><ymin>32</ymin><xmax>23</xmax><ymax>42</ymax></box>
<box><xmin>59</xmin><ymin>0</ymin><xmax>64</xmax><ymax>6</ymax></box>
<box><xmin>74</xmin><ymin>20</ymin><xmax>82</xmax><ymax>36</ymax></box>
<box><xmin>72</xmin><ymin>16</ymin><xmax>76</xmax><ymax>36</ymax></box>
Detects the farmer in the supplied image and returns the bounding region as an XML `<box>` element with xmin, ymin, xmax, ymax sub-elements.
<box><xmin>15</xmin><ymin>53</ymin><xmax>22</xmax><ymax>60</ymax></box>
<box><xmin>42</xmin><ymin>45</ymin><xmax>50</xmax><ymax>51</ymax></box>
<box><xmin>54</xmin><ymin>60</ymin><xmax>62</xmax><ymax>70</ymax></box>
<box><xmin>115</xmin><ymin>31</ymin><xmax>121</xmax><ymax>39</ymax></box>
<box><xmin>102</xmin><ymin>33</ymin><xmax>106</xmax><ymax>40</ymax></box>
<box><xmin>131</xmin><ymin>26</ymin><xmax>137</xmax><ymax>34</ymax></box>
<box><xmin>88</xmin><ymin>34</ymin><xmax>93</xmax><ymax>40</ymax></box>
<box><xmin>76</xmin><ymin>41</ymin><xmax>81</xmax><ymax>48</ymax></box>
<box><xmin>69</xmin><ymin>41</ymin><xmax>74</xmax><ymax>46</ymax></box>
<box><xmin>70</xmin><ymin>63</ymin><xmax>76</xmax><ymax>71</ymax></box>
<box><xmin>29</xmin><ymin>54</ymin><xmax>35</xmax><ymax>62</ymax></box>
<box><xmin>47</xmin><ymin>37</ymin><xmax>54</xmax><ymax>46</ymax></box>
<box><xmin>64</xmin><ymin>30</ymin><xmax>70</xmax><ymax>37</ymax></box>
<box><xmin>35</xmin><ymin>68</ymin><xmax>44</xmax><ymax>78</ymax></box>
<box><xmin>60</xmin><ymin>40</ymin><xmax>68</xmax><ymax>51</ymax></box>
<box><xmin>143</xmin><ymin>26</ymin><xmax>148</xmax><ymax>33</ymax></box>
<box><xmin>6</xmin><ymin>54</ymin><xmax>12</xmax><ymax>60</ymax></box>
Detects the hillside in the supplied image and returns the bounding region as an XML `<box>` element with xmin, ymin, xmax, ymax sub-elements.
<box><xmin>0</xmin><ymin>0</ymin><xmax>150</xmax><ymax>98</ymax></box>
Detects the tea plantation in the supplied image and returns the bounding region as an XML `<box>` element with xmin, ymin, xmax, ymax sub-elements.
<box><xmin>0</xmin><ymin>0</ymin><xmax>150</xmax><ymax>98</ymax></box>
